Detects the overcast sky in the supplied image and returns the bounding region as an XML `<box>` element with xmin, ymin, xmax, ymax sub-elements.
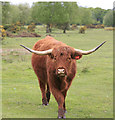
<box><xmin>2</xmin><ymin>0</ymin><xmax>115</xmax><ymax>9</ymax></box>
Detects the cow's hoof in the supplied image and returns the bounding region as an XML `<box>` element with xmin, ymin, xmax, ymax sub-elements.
<box><xmin>64</xmin><ymin>110</ymin><xmax>67</xmax><ymax>113</ymax></box>
<box><xmin>58</xmin><ymin>115</ymin><xmax>66</xmax><ymax>119</ymax></box>
<box><xmin>63</xmin><ymin>115</ymin><xmax>66</xmax><ymax>118</ymax></box>
<box><xmin>58</xmin><ymin>108</ymin><xmax>65</xmax><ymax>119</ymax></box>
<box><xmin>42</xmin><ymin>103</ymin><xmax>49</xmax><ymax>106</ymax></box>
<box><xmin>58</xmin><ymin>116</ymin><xmax>61</xmax><ymax>119</ymax></box>
<box><xmin>42</xmin><ymin>98</ymin><xmax>48</xmax><ymax>106</ymax></box>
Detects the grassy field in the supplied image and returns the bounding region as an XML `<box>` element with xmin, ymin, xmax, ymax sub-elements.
<box><xmin>2</xmin><ymin>26</ymin><xmax>113</xmax><ymax>118</ymax></box>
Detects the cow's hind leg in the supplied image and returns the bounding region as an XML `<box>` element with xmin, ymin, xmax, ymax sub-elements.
<box><xmin>46</xmin><ymin>84</ymin><xmax>51</xmax><ymax>103</ymax></box>
<box><xmin>39</xmin><ymin>80</ymin><xmax>48</xmax><ymax>106</ymax></box>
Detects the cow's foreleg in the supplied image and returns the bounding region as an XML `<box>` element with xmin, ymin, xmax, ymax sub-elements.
<box><xmin>56</xmin><ymin>92</ymin><xmax>65</xmax><ymax>118</ymax></box>
<box><xmin>62</xmin><ymin>90</ymin><xmax>67</xmax><ymax>113</ymax></box>
<box><xmin>50</xmin><ymin>86</ymin><xmax>65</xmax><ymax>118</ymax></box>
<box><xmin>39</xmin><ymin>80</ymin><xmax>48</xmax><ymax>106</ymax></box>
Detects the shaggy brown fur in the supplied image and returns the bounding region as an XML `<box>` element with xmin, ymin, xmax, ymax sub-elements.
<box><xmin>31</xmin><ymin>36</ymin><xmax>82</xmax><ymax>118</ymax></box>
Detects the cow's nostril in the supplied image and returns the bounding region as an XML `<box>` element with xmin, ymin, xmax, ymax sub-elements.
<box><xmin>57</xmin><ymin>68</ymin><xmax>66</xmax><ymax>77</ymax></box>
<box><xmin>58</xmin><ymin>69</ymin><xmax>65</xmax><ymax>73</ymax></box>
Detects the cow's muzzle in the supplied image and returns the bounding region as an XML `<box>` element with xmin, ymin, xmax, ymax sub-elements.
<box><xmin>57</xmin><ymin>67</ymin><xmax>66</xmax><ymax>77</ymax></box>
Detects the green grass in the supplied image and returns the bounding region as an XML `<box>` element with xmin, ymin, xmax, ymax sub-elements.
<box><xmin>2</xmin><ymin>27</ymin><xmax>113</xmax><ymax>118</ymax></box>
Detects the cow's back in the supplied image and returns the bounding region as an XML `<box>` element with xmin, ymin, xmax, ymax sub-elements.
<box><xmin>33</xmin><ymin>36</ymin><xmax>66</xmax><ymax>51</ymax></box>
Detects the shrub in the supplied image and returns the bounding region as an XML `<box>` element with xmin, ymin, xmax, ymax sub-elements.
<box><xmin>27</xmin><ymin>23</ymin><xmax>36</xmax><ymax>32</ymax></box>
<box><xmin>79</xmin><ymin>26</ymin><xmax>87</xmax><ymax>34</ymax></box>
<box><xmin>10</xmin><ymin>24</ymin><xmax>19</xmax><ymax>33</ymax></box>
<box><xmin>0</xmin><ymin>25</ymin><xmax>3</xmax><ymax>28</ymax></box>
<box><xmin>1</xmin><ymin>29</ymin><xmax>6</xmax><ymax>37</ymax></box>
<box><xmin>71</xmin><ymin>24</ymin><xmax>77</xmax><ymax>30</ymax></box>
<box><xmin>86</xmin><ymin>24</ymin><xmax>95</xmax><ymax>28</ymax></box>
<box><xmin>0</xmin><ymin>26</ymin><xmax>7</xmax><ymax>39</ymax></box>
<box><xmin>95</xmin><ymin>24</ymin><xmax>104</xmax><ymax>29</ymax></box>
<box><xmin>4</xmin><ymin>22</ymin><xmax>25</xmax><ymax>33</ymax></box>
<box><xmin>3</xmin><ymin>24</ymin><xmax>11</xmax><ymax>30</ymax></box>
<box><xmin>104</xmin><ymin>27</ymin><xmax>115</xmax><ymax>31</ymax></box>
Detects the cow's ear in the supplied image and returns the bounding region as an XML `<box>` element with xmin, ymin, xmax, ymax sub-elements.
<box><xmin>72</xmin><ymin>51</ymin><xmax>82</xmax><ymax>60</ymax></box>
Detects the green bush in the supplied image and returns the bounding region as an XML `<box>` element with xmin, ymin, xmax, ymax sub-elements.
<box><xmin>4</xmin><ymin>22</ymin><xmax>25</xmax><ymax>33</ymax></box>
<box><xmin>3</xmin><ymin>24</ymin><xmax>11</xmax><ymax>30</ymax></box>
<box><xmin>27</xmin><ymin>23</ymin><xmax>36</xmax><ymax>32</ymax></box>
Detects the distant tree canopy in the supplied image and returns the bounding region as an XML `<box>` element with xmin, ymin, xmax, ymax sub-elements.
<box><xmin>103</xmin><ymin>10</ymin><xmax>114</xmax><ymax>27</ymax></box>
<box><xmin>2</xmin><ymin>2</ymin><xmax>32</xmax><ymax>25</ymax></box>
<box><xmin>1</xmin><ymin>1</ymin><xmax>114</xmax><ymax>33</ymax></box>
<box><xmin>18</xmin><ymin>4</ymin><xmax>32</xmax><ymax>24</ymax></box>
<box><xmin>0</xmin><ymin>2</ymin><xmax>2</xmax><ymax>24</ymax></box>
<box><xmin>31</xmin><ymin>2</ymin><xmax>79</xmax><ymax>33</ymax></box>
<box><xmin>91</xmin><ymin>7</ymin><xmax>108</xmax><ymax>24</ymax></box>
<box><xmin>78</xmin><ymin>7</ymin><xmax>93</xmax><ymax>25</ymax></box>
<box><xmin>2</xmin><ymin>2</ymin><xmax>11</xmax><ymax>24</ymax></box>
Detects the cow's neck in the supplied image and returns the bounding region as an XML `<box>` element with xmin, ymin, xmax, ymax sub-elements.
<box><xmin>57</xmin><ymin>76</ymin><xmax>68</xmax><ymax>92</ymax></box>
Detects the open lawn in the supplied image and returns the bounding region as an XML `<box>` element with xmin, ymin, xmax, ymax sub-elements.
<box><xmin>1</xmin><ymin>27</ymin><xmax>113</xmax><ymax>118</ymax></box>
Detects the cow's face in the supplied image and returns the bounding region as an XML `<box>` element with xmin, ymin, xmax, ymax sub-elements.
<box><xmin>48</xmin><ymin>46</ymin><xmax>82</xmax><ymax>77</ymax></box>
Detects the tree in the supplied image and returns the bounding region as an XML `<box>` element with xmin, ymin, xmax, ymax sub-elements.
<box><xmin>92</xmin><ymin>7</ymin><xmax>108</xmax><ymax>24</ymax></box>
<box><xmin>9</xmin><ymin>5</ymin><xmax>20</xmax><ymax>24</ymax></box>
<box><xmin>113</xmin><ymin>7</ymin><xmax>115</xmax><ymax>27</ymax></box>
<box><xmin>78</xmin><ymin>7</ymin><xmax>93</xmax><ymax>25</ymax></box>
<box><xmin>18</xmin><ymin>3</ymin><xmax>32</xmax><ymax>24</ymax></box>
<box><xmin>32</xmin><ymin>2</ymin><xmax>54</xmax><ymax>33</ymax></box>
<box><xmin>0</xmin><ymin>2</ymin><xmax>2</xmax><ymax>25</ymax></box>
<box><xmin>103</xmin><ymin>10</ymin><xmax>113</xmax><ymax>27</ymax></box>
<box><xmin>32</xmin><ymin>2</ymin><xmax>79</xmax><ymax>33</ymax></box>
<box><xmin>2</xmin><ymin>2</ymin><xmax>12</xmax><ymax>25</ymax></box>
<box><xmin>54</xmin><ymin>2</ymin><xmax>78</xmax><ymax>33</ymax></box>
<box><xmin>2</xmin><ymin>2</ymin><xmax>32</xmax><ymax>25</ymax></box>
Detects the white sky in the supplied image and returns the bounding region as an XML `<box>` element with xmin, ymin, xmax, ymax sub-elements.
<box><xmin>1</xmin><ymin>0</ymin><xmax>115</xmax><ymax>9</ymax></box>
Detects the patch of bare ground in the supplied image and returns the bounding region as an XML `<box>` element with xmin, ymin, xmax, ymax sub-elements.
<box><xmin>6</xmin><ymin>31</ymin><xmax>41</xmax><ymax>37</ymax></box>
<box><xmin>0</xmin><ymin>48</ymin><xmax>30</xmax><ymax>56</ymax></box>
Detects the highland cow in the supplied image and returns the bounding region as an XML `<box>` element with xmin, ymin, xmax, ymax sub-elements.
<box><xmin>20</xmin><ymin>36</ymin><xmax>106</xmax><ymax>118</ymax></box>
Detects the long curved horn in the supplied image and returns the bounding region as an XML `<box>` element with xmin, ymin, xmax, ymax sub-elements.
<box><xmin>75</xmin><ymin>41</ymin><xmax>106</xmax><ymax>55</ymax></box>
<box><xmin>20</xmin><ymin>45</ymin><xmax>52</xmax><ymax>55</ymax></box>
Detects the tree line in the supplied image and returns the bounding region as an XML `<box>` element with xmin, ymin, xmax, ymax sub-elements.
<box><xmin>1</xmin><ymin>2</ymin><xmax>115</xmax><ymax>33</ymax></box>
